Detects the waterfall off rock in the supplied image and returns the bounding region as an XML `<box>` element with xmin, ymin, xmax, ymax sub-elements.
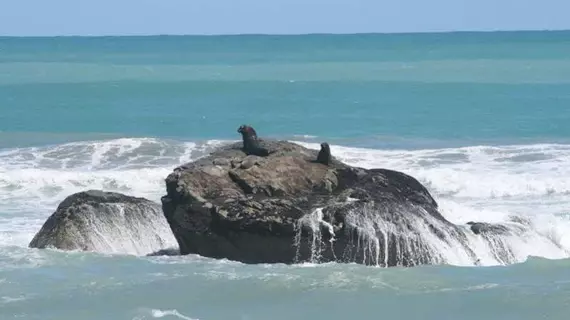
<box><xmin>29</xmin><ymin>190</ymin><xmax>178</xmax><ymax>256</ymax></box>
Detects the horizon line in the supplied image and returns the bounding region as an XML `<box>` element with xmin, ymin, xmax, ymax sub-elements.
<box><xmin>1</xmin><ymin>28</ymin><xmax>569</xmax><ymax>38</ymax></box>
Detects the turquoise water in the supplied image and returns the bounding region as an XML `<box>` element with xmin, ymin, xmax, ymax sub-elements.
<box><xmin>2</xmin><ymin>31</ymin><xmax>570</xmax><ymax>147</ymax></box>
<box><xmin>1</xmin><ymin>31</ymin><xmax>570</xmax><ymax>319</ymax></box>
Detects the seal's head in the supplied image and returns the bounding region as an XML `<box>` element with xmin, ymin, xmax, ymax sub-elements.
<box><xmin>320</xmin><ymin>142</ymin><xmax>330</xmax><ymax>151</ymax></box>
<box><xmin>237</xmin><ymin>125</ymin><xmax>258</xmax><ymax>140</ymax></box>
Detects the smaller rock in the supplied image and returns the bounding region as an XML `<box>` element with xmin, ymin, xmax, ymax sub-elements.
<box><xmin>213</xmin><ymin>158</ymin><xmax>231</xmax><ymax>166</ymax></box>
<box><xmin>319</xmin><ymin>169</ymin><xmax>339</xmax><ymax>193</ymax></box>
<box><xmin>240</xmin><ymin>155</ymin><xmax>262</xmax><ymax>169</ymax></box>
<box><xmin>147</xmin><ymin>248</ymin><xmax>180</xmax><ymax>256</ymax></box>
<box><xmin>29</xmin><ymin>190</ymin><xmax>177</xmax><ymax>255</ymax></box>
<box><xmin>467</xmin><ymin>222</ymin><xmax>509</xmax><ymax>235</ymax></box>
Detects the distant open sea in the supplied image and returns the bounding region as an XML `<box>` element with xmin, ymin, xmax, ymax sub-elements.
<box><xmin>1</xmin><ymin>31</ymin><xmax>570</xmax><ymax>319</ymax></box>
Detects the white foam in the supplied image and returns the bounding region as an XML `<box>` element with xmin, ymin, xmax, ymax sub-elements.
<box><xmin>292</xmin><ymin>140</ymin><xmax>570</xmax><ymax>266</ymax></box>
<box><xmin>292</xmin><ymin>134</ymin><xmax>318</xmax><ymax>139</ymax></box>
<box><xmin>151</xmin><ymin>309</ymin><xmax>198</xmax><ymax>320</ymax></box>
<box><xmin>0</xmin><ymin>137</ymin><xmax>198</xmax><ymax>171</ymax></box>
<box><xmin>0</xmin><ymin>138</ymin><xmax>219</xmax><ymax>249</ymax></box>
<box><xmin>294</xmin><ymin>141</ymin><xmax>570</xmax><ymax>199</ymax></box>
<box><xmin>132</xmin><ymin>308</ymin><xmax>199</xmax><ymax>320</ymax></box>
<box><xmin>294</xmin><ymin>208</ymin><xmax>335</xmax><ymax>263</ymax></box>
<box><xmin>1</xmin><ymin>137</ymin><xmax>570</xmax><ymax>266</ymax></box>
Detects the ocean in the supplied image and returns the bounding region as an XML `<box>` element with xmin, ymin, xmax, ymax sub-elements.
<box><xmin>1</xmin><ymin>31</ymin><xmax>570</xmax><ymax>319</ymax></box>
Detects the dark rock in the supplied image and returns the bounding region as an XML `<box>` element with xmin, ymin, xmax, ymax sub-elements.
<box><xmin>161</xmin><ymin>140</ymin><xmax>478</xmax><ymax>267</ymax></box>
<box><xmin>467</xmin><ymin>221</ymin><xmax>510</xmax><ymax>235</ymax></box>
<box><xmin>464</xmin><ymin>219</ymin><xmax>533</xmax><ymax>265</ymax></box>
<box><xmin>239</xmin><ymin>155</ymin><xmax>263</xmax><ymax>169</ymax></box>
<box><xmin>213</xmin><ymin>158</ymin><xmax>231</xmax><ymax>166</ymax></box>
<box><xmin>29</xmin><ymin>190</ymin><xmax>177</xmax><ymax>255</ymax></box>
<box><xmin>147</xmin><ymin>248</ymin><xmax>181</xmax><ymax>256</ymax></box>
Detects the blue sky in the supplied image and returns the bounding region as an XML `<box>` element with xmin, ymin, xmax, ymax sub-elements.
<box><xmin>1</xmin><ymin>0</ymin><xmax>568</xmax><ymax>36</ymax></box>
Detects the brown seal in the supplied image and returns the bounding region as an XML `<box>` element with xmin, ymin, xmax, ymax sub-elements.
<box><xmin>237</xmin><ymin>125</ymin><xmax>269</xmax><ymax>157</ymax></box>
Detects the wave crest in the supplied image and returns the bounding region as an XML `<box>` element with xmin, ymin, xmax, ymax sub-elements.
<box><xmin>1</xmin><ymin>137</ymin><xmax>570</xmax><ymax>265</ymax></box>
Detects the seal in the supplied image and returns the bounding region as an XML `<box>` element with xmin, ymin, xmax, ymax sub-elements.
<box><xmin>237</xmin><ymin>125</ymin><xmax>269</xmax><ymax>157</ymax></box>
<box><xmin>316</xmin><ymin>142</ymin><xmax>331</xmax><ymax>165</ymax></box>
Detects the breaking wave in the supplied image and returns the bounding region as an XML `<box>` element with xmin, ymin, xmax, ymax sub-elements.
<box><xmin>1</xmin><ymin>137</ymin><xmax>569</xmax><ymax>265</ymax></box>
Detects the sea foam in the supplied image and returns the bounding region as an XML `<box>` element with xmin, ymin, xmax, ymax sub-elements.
<box><xmin>0</xmin><ymin>137</ymin><xmax>569</xmax><ymax>265</ymax></box>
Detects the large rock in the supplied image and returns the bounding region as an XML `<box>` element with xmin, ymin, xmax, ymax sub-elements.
<box><xmin>29</xmin><ymin>190</ymin><xmax>178</xmax><ymax>256</ymax></box>
<box><xmin>161</xmin><ymin>139</ymin><xmax>482</xmax><ymax>267</ymax></box>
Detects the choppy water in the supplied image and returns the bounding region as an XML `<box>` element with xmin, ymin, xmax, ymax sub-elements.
<box><xmin>1</xmin><ymin>31</ymin><xmax>570</xmax><ymax>319</ymax></box>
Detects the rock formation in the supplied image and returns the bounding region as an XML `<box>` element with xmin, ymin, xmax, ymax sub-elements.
<box><xmin>29</xmin><ymin>190</ymin><xmax>177</xmax><ymax>256</ymax></box>
<box><xmin>161</xmin><ymin>138</ymin><xmax>484</xmax><ymax>267</ymax></box>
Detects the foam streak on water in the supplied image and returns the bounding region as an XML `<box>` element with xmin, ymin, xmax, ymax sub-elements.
<box><xmin>150</xmin><ymin>309</ymin><xmax>199</xmax><ymax>320</ymax></box>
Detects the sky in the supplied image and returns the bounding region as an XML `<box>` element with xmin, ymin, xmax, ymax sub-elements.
<box><xmin>0</xmin><ymin>0</ymin><xmax>568</xmax><ymax>36</ymax></box>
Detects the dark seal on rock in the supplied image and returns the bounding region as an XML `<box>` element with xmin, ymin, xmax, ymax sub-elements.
<box><xmin>316</xmin><ymin>142</ymin><xmax>332</xmax><ymax>165</ymax></box>
<box><xmin>29</xmin><ymin>190</ymin><xmax>177</xmax><ymax>255</ymax></box>
<box><xmin>237</xmin><ymin>124</ymin><xmax>269</xmax><ymax>157</ymax></box>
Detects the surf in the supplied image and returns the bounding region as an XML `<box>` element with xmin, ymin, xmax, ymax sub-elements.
<box><xmin>0</xmin><ymin>137</ymin><xmax>569</xmax><ymax>267</ymax></box>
